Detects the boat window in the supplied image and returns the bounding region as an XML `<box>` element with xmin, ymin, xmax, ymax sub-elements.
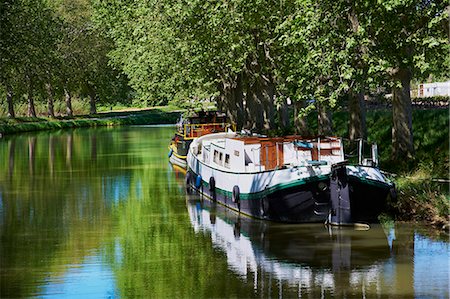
<box><xmin>213</xmin><ymin>150</ymin><xmax>219</xmax><ymax>164</ymax></box>
<box><xmin>219</xmin><ymin>152</ymin><xmax>223</xmax><ymax>165</ymax></box>
<box><xmin>224</xmin><ymin>154</ymin><xmax>230</xmax><ymax>168</ymax></box>
<box><xmin>203</xmin><ymin>150</ymin><xmax>209</xmax><ymax>163</ymax></box>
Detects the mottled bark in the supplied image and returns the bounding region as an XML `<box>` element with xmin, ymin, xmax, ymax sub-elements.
<box><xmin>218</xmin><ymin>80</ymin><xmax>233</xmax><ymax>126</ymax></box>
<box><xmin>392</xmin><ymin>68</ymin><xmax>414</xmax><ymax>159</ymax></box>
<box><xmin>221</xmin><ymin>74</ymin><xmax>245</xmax><ymax>130</ymax></box>
<box><xmin>6</xmin><ymin>85</ymin><xmax>15</xmax><ymax>118</ymax></box>
<box><xmin>64</xmin><ymin>87</ymin><xmax>73</xmax><ymax>117</ymax></box>
<box><xmin>45</xmin><ymin>83</ymin><xmax>55</xmax><ymax>118</ymax></box>
<box><xmin>348</xmin><ymin>91</ymin><xmax>366</xmax><ymax>140</ymax></box>
<box><xmin>27</xmin><ymin>75</ymin><xmax>36</xmax><ymax>117</ymax></box>
<box><xmin>88</xmin><ymin>85</ymin><xmax>97</xmax><ymax>114</ymax></box>
<box><xmin>317</xmin><ymin>102</ymin><xmax>333</xmax><ymax>136</ymax></box>
<box><xmin>294</xmin><ymin>101</ymin><xmax>309</xmax><ymax>135</ymax></box>
<box><xmin>260</xmin><ymin>75</ymin><xmax>275</xmax><ymax>131</ymax></box>
<box><xmin>277</xmin><ymin>97</ymin><xmax>289</xmax><ymax>130</ymax></box>
<box><xmin>233</xmin><ymin>74</ymin><xmax>245</xmax><ymax>130</ymax></box>
<box><xmin>347</xmin><ymin>8</ymin><xmax>368</xmax><ymax>142</ymax></box>
<box><xmin>248</xmin><ymin>86</ymin><xmax>265</xmax><ymax>131</ymax></box>
<box><xmin>245</xmin><ymin>74</ymin><xmax>276</xmax><ymax>132</ymax></box>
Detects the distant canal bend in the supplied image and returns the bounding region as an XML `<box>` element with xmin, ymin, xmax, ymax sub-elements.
<box><xmin>0</xmin><ymin>126</ymin><xmax>448</xmax><ymax>298</ymax></box>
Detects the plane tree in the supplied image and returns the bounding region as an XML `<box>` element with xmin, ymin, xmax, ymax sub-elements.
<box><xmin>93</xmin><ymin>0</ymin><xmax>298</xmax><ymax>131</ymax></box>
<box><xmin>361</xmin><ymin>0</ymin><xmax>449</xmax><ymax>159</ymax></box>
<box><xmin>1</xmin><ymin>0</ymin><xmax>60</xmax><ymax>117</ymax></box>
<box><xmin>279</xmin><ymin>0</ymin><xmax>448</xmax><ymax>158</ymax></box>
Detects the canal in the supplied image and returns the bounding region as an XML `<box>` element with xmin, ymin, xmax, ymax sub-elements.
<box><xmin>0</xmin><ymin>126</ymin><xmax>448</xmax><ymax>298</ymax></box>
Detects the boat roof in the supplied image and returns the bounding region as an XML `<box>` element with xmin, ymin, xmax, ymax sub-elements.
<box><xmin>232</xmin><ymin>135</ymin><xmax>340</xmax><ymax>144</ymax></box>
<box><xmin>184</xmin><ymin>110</ymin><xmax>227</xmax><ymax>120</ymax></box>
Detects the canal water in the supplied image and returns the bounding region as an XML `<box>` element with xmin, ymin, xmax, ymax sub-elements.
<box><xmin>0</xmin><ymin>126</ymin><xmax>448</xmax><ymax>298</ymax></box>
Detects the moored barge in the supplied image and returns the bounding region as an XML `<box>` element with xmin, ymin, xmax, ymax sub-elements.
<box><xmin>186</xmin><ymin>132</ymin><xmax>396</xmax><ymax>224</ymax></box>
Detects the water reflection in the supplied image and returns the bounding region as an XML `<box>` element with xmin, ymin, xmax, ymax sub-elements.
<box><xmin>8</xmin><ymin>139</ymin><xmax>15</xmax><ymax>179</ymax></box>
<box><xmin>66</xmin><ymin>132</ymin><xmax>73</xmax><ymax>170</ymax></box>
<box><xmin>0</xmin><ymin>128</ymin><xmax>141</xmax><ymax>298</ymax></box>
<box><xmin>0</xmin><ymin>127</ymin><xmax>448</xmax><ymax>299</ymax></box>
<box><xmin>28</xmin><ymin>136</ymin><xmax>36</xmax><ymax>175</ymax></box>
<box><xmin>186</xmin><ymin>197</ymin><xmax>449</xmax><ymax>298</ymax></box>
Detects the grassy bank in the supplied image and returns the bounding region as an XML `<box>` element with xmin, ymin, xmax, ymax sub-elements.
<box><xmin>331</xmin><ymin>109</ymin><xmax>449</xmax><ymax>229</ymax></box>
<box><xmin>0</xmin><ymin>108</ymin><xmax>182</xmax><ymax>135</ymax></box>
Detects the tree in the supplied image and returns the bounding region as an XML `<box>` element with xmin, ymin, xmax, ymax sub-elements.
<box><xmin>278</xmin><ymin>0</ymin><xmax>347</xmax><ymax>135</ymax></box>
<box><xmin>53</xmin><ymin>0</ymin><xmax>128</xmax><ymax>116</ymax></box>
<box><xmin>93</xmin><ymin>0</ymin><xmax>298</xmax><ymax>131</ymax></box>
<box><xmin>1</xmin><ymin>0</ymin><xmax>62</xmax><ymax>118</ymax></box>
<box><xmin>362</xmin><ymin>0</ymin><xmax>449</xmax><ymax>159</ymax></box>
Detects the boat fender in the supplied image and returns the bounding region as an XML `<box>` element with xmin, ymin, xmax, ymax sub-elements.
<box><xmin>168</xmin><ymin>148</ymin><xmax>173</xmax><ymax>158</ymax></box>
<box><xmin>195</xmin><ymin>175</ymin><xmax>202</xmax><ymax>189</ymax></box>
<box><xmin>185</xmin><ymin>172</ymin><xmax>192</xmax><ymax>192</ymax></box>
<box><xmin>209</xmin><ymin>177</ymin><xmax>215</xmax><ymax>191</ymax></box>
<box><xmin>209</xmin><ymin>177</ymin><xmax>216</xmax><ymax>201</ymax></box>
<box><xmin>232</xmin><ymin>185</ymin><xmax>240</xmax><ymax>204</ymax></box>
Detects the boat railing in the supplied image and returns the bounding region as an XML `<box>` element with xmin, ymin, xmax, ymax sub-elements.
<box><xmin>180</xmin><ymin>122</ymin><xmax>236</xmax><ymax>139</ymax></box>
<box><xmin>342</xmin><ymin>138</ymin><xmax>378</xmax><ymax>167</ymax></box>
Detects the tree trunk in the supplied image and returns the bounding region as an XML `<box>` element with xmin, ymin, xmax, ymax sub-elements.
<box><xmin>218</xmin><ymin>80</ymin><xmax>232</xmax><ymax>124</ymax></box>
<box><xmin>245</xmin><ymin>74</ymin><xmax>276</xmax><ymax>132</ymax></box>
<box><xmin>347</xmin><ymin>8</ymin><xmax>368</xmax><ymax>142</ymax></box>
<box><xmin>260</xmin><ymin>75</ymin><xmax>275</xmax><ymax>131</ymax></box>
<box><xmin>88</xmin><ymin>85</ymin><xmax>97</xmax><ymax>114</ymax></box>
<box><xmin>45</xmin><ymin>83</ymin><xmax>55</xmax><ymax>118</ymax></box>
<box><xmin>277</xmin><ymin>96</ymin><xmax>290</xmax><ymax>130</ymax></box>
<box><xmin>64</xmin><ymin>87</ymin><xmax>73</xmax><ymax>117</ymax></box>
<box><xmin>233</xmin><ymin>73</ymin><xmax>245</xmax><ymax>130</ymax></box>
<box><xmin>27</xmin><ymin>75</ymin><xmax>37</xmax><ymax>117</ymax></box>
<box><xmin>317</xmin><ymin>102</ymin><xmax>333</xmax><ymax>135</ymax></box>
<box><xmin>392</xmin><ymin>68</ymin><xmax>414</xmax><ymax>159</ymax></box>
<box><xmin>348</xmin><ymin>91</ymin><xmax>366</xmax><ymax>140</ymax></box>
<box><xmin>248</xmin><ymin>87</ymin><xmax>265</xmax><ymax>132</ymax></box>
<box><xmin>221</xmin><ymin>74</ymin><xmax>245</xmax><ymax>130</ymax></box>
<box><xmin>294</xmin><ymin>100</ymin><xmax>309</xmax><ymax>135</ymax></box>
<box><xmin>6</xmin><ymin>85</ymin><xmax>15</xmax><ymax>118</ymax></box>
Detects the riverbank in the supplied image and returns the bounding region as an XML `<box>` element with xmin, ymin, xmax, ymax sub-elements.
<box><xmin>332</xmin><ymin>109</ymin><xmax>449</xmax><ymax>230</ymax></box>
<box><xmin>0</xmin><ymin>108</ymin><xmax>181</xmax><ymax>135</ymax></box>
<box><xmin>0</xmin><ymin>107</ymin><xmax>447</xmax><ymax>229</ymax></box>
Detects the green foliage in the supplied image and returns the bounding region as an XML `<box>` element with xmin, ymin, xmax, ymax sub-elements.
<box><xmin>366</xmin><ymin>0</ymin><xmax>449</xmax><ymax>80</ymax></box>
<box><xmin>0</xmin><ymin>0</ymin><xmax>132</xmax><ymax>117</ymax></box>
<box><xmin>394</xmin><ymin>169</ymin><xmax>449</xmax><ymax>228</ymax></box>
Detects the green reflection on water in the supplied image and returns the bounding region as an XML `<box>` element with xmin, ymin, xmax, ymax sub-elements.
<box><xmin>0</xmin><ymin>126</ymin><xmax>448</xmax><ymax>299</ymax></box>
